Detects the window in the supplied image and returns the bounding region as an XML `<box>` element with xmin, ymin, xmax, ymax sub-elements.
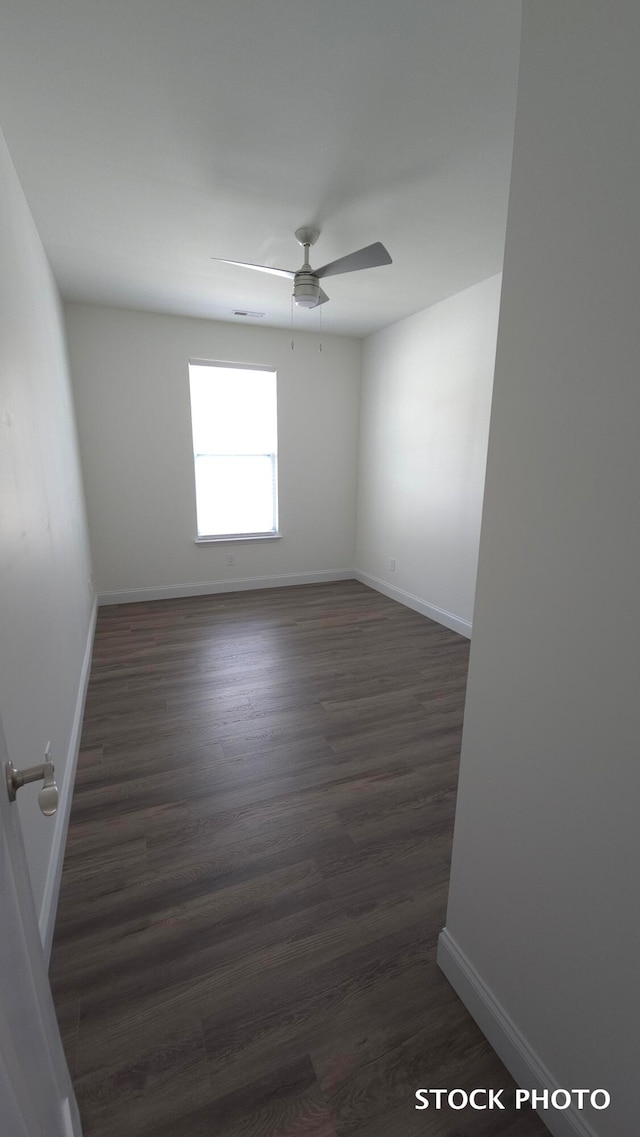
<box><xmin>188</xmin><ymin>360</ymin><xmax>279</xmax><ymax>540</ymax></box>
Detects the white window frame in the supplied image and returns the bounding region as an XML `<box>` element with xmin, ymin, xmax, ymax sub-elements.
<box><xmin>188</xmin><ymin>359</ymin><xmax>281</xmax><ymax>543</ymax></box>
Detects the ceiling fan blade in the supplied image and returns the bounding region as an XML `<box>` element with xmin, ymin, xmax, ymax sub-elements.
<box><xmin>213</xmin><ymin>257</ymin><xmax>295</xmax><ymax>280</ymax></box>
<box><xmin>315</xmin><ymin>241</ymin><xmax>392</xmax><ymax>280</ymax></box>
<box><xmin>316</xmin><ymin>286</ymin><xmax>330</xmax><ymax>306</ymax></box>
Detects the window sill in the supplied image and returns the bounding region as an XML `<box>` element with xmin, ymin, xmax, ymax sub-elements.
<box><xmin>195</xmin><ymin>533</ymin><xmax>282</xmax><ymax>545</ymax></box>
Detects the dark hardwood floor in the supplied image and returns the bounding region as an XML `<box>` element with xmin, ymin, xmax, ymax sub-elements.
<box><xmin>50</xmin><ymin>581</ymin><xmax>548</xmax><ymax>1137</ymax></box>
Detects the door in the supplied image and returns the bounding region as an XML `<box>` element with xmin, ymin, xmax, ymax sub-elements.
<box><xmin>0</xmin><ymin>713</ymin><xmax>82</xmax><ymax>1137</ymax></box>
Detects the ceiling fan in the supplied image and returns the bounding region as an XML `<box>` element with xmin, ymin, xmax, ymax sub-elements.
<box><xmin>213</xmin><ymin>227</ymin><xmax>392</xmax><ymax>309</ymax></box>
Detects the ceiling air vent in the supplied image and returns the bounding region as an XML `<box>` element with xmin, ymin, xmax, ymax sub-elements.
<box><xmin>233</xmin><ymin>310</ymin><xmax>265</xmax><ymax>318</ymax></box>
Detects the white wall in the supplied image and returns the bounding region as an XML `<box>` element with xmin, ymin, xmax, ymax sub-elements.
<box><xmin>64</xmin><ymin>303</ymin><xmax>361</xmax><ymax>601</ymax></box>
<box><xmin>355</xmin><ymin>275</ymin><xmax>500</xmax><ymax>635</ymax></box>
<box><xmin>0</xmin><ymin>127</ymin><xmax>94</xmax><ymax>952</ymax></box>
<box><xmin>440</xmin><ymin>4</ymin><xmax>640</xmax><ymax>1134</ymax></box>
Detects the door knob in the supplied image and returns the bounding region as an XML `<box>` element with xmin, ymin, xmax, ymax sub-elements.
<box><xmin>5</xmin><ymin>761</ymin><xmax>59</xmax><ymax>816</ymax></box>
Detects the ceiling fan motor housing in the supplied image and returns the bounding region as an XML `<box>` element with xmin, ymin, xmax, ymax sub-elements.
<box><xmin>294</xmin><ymin>272</ymin><xmax>320</xmax><ymax>308</ymax></box>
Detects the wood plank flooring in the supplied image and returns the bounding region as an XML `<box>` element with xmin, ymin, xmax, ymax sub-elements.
<box><xmin>50</xmin><ymin>581</ymin><xmax>548</xmax><ymax>1137</ymax></box>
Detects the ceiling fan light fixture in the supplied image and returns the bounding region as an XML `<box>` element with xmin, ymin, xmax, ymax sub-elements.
<box><xmin>293</xmin><ymin>274</ymin><xmax>320</xmax><ymax>308</ymax></box>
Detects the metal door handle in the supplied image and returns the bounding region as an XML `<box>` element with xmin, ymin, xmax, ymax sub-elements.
<box><xmin>5</xmin><ymin>761</ymin><xmax>59</xmax><ymax>816</ymax></box>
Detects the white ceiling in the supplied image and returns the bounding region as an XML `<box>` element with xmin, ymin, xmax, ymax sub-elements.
<box><xmin>0</xmin><ymin>1</ymin><xmax>521</xmax><ymax>337</ymax></box>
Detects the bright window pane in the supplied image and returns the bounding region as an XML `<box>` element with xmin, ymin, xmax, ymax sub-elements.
<box><xmin>188</xmin><ymin>362</ymin><xmax>278</xmax><ymax>537</ymax></box>
<box><xmin>194</xmin><ymin>454</ymin><xmax>275</xmax><ymax>536</ymax></box>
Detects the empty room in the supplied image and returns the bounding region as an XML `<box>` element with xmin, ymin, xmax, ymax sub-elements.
<box><xmin>0</xmin><ymin>3</ymin><xmax>638</xmax><ymax>1137</ymax></box>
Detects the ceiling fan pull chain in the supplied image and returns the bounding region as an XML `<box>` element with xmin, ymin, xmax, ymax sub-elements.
<box><xmin>290</xmin><ymin>292</ymin><xmax>295</xmax><ymax>350</ymax></box>
<box><xmin>319</xmin><ymin>303</ymin><xmax>322</xmax><ymax>352</ymax></box>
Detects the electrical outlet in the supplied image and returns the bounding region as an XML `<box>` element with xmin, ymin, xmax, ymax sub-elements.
<box><xmin>389</xmin><ymin>557</ymin><xmax>396</xmax><ymax>572</ymax></box>
<box><xmin>226</xmin><ymin>553</ymin><xmax>236</xmax><ymax>567</ymax></box>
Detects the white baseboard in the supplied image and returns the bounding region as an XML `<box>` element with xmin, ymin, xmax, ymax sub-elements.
<box><xmin>98</xmin><ymin>571</ymin><xmax>473</xmax><ymax>643</ymax></box>
<box><xmin>437</xmin><ymin>929</ymin><xmax>600</xmax><ymax>1137</ymax></box>
<box><xmin>39</xmin><ymin>597</ymin><xmax>97</xmax><ymax>962</ymax></box>
<box><xmin>353</xmin><ymin>570</ymin><xmax>472</xmax><ymax>638</ymax></box>
<box><xmin>98</xmin><ymin>569</ymin><xmax>356</xmax><ymax>606</ymax></box>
